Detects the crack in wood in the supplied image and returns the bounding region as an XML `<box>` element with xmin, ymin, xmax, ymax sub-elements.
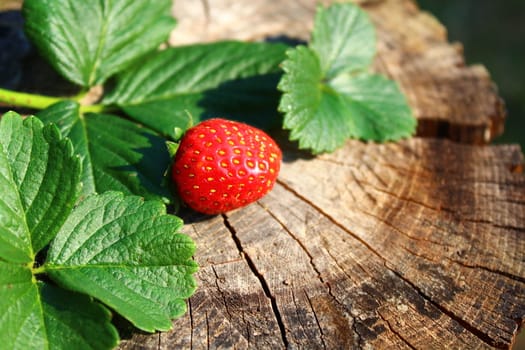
<box><xmin>320</xmin><ymin>227</ymin><xmax>461</xmax><ymax>348</ymax></box>
<box><xmin>350</xmin><ymin>315</ymin><xmax>363</xmax><ymax>350</ymax></box>
<box><xmin>322</xmin><ymin>242</ymin><xmax>368</xmax><ymax>284</ymax></box>
<box><xmin>403</xmin><ymin>297</ymin><xmax>474</xmax><ymax>349</ymax></box>
<box><xmin>321</xmin><ymin>232</ymin><xmax>475</xmax><ymax>349</ymax></box>
<box><xmin>277</xmin><ymin>179</ymin><xmax>400</xmax><ymax>271</ymax></box>
<box><xmin>257</xmin><ymin>201</ymin><xmax>330</xmax><ymax>288</ymax></box>
<box><xmin>210</xmin><ymin>265</ymin><xmax>234</xmax><ymax>320</ymax></box>
<box><xmin>220</xmin><ymin>213</ymin><xmax>289</xmax><ymax>348</ymax></box>
<box><xmin>307</xmin><ymin>151</ymin><xmax>524</xmax><ymax>241</ymax></box>
<box><xmin>189</xmin><ymin>298</ymin><xmax>194</xmax><ymax>350</ymax></box>
<box><xmin>258</xmin><ymin>201</ymin><xmax>361</xmax><ymax>344</ymax></box>
<box><xmin>376</xmin><ymin>311</ymin><xmax>417</xmax><ymax>350</ymax></box>
<box><xmin>446</xmin><ymin>217</ymin><xmax>525</xmax><ymax>234</ymax></box>
<box><xmin>353</xmin><ymin>203</ymin><xmax>456</xmax><ymax>248</ymax></box>
<box><xmin>307</xmin><ymin>249</ymin><xmax>364</xmax><ymax>349</ymax></box>
<box><xmin>497</xmin><ymin>197</ymin><xmax>525</xmax><ymax>206</ymax></box>
<box><xmin>276</xmin><ymin>179</ymin><xmax>511</xmax><ymax>348</ymax></box>
<box><xmin>277</xmin><ymin>178</ymin><xmax>455</xmax><ymax>263</ymax></box>
<box><xmin>399</xmin><ymin>244</ymin><xmax>439</xmax><ymax>264</ymax></box>
<box><xmin>273</xmin><ymin>182</ymin><xmax>439</xmax><ymax>346</ymax></box>
<box><xmin>303</xmin><ymin>289</ymin><xmax>328</xmax><ymax>350</ymax></box>
<box><xmin>320</xmin><ymin>143</ymin><xmax>524</xmax><ymax>192</ymax></box>
<box><xmin>240</xmin><ymin>308</ymin><xmax>251</xmax><ymax>345</ymax></box>
<box><xmin>386</xmin><ymin>267</ymin><xmax>507</xmax><ymax>349</ymax></box>
<box><xmin>205</xmin><ymin>311</ymin><xmax>210</xmax><ymax>350</ymax></box>
<box><xmin>445</xmin><ymin>257</ymin><xmax>525</xmax><ymax>285</ymax></box>
<box><xmin>354</xmin><ymin>177</ymin><xmax>457</xmax><ymax>217</ymax></box>
<box><xmin>288</xmin><ymin>287</ymin><xmax>314</xmax><ymax>347</ymax></box>
<box><xmin>487</xmin><ymin>223</ymin><xmax>525</xmax><ymax>234</ymax></box>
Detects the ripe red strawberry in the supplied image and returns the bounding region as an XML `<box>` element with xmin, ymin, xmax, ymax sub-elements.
<box><xmin>172</xmin><ymin>118</ymin><xmax>282</xmax><ymax>215</ymax></box>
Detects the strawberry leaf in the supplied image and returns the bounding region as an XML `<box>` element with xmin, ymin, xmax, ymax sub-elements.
<box><xmin>0</xmin><ymin>262</ymin><xmax>119</xmax><ymax>350</ymax></box>
<box><xmin>22</xmin><ymin>0</ymin><xmax>175</xmax><ymax>87</ymax></box>
<box><xmin>278</xmin><ymin>46</ymin><xmax>352</xmax><ymax>153</ymax></box>
<box><xmin>329</xmin><ymin>72</ymin><xmax>417</xmax><ymax>142</ymax></box>
<box><xmin>0</xmin><ymin>111</ymin><xmax>198</xmax><ymax>345</ymax></box>
<box><xmin>310</xmin><ymin>3</ymin><xmax>376</xmax><ymax>78</ymax></box>
<box><xmin>278</xmin><ymin>3</ymin><xmax>416</xmax><ymax>154</ymax></box>
<box><xmin>0</xmin><ymin>112</ymin><xmax>80</xmax><ymax>262</ymax></box>
<box><xmin>37</xmin><ymin>101</ymin><xmax>171</xmax><ymax>202</ymax></box>
<box><xmin>103</xmin><ymin>41</ymin><xmax>287</xmax><ymax>138</ymax></box>
<box><xmin>45</xmin><ymin>191</ymin><xmax>198</xmax><ymax>332</ymax></box>
<box><xmin>0</xmin><ymin>112</ymin><xmax>118</xmax><ymax>349</ymax></box>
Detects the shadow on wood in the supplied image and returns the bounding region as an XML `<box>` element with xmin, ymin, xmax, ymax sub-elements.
<box><xmin>119</xmin><ymin>1</ymin><xmax>524</xmax><ymax>349</ymax></box>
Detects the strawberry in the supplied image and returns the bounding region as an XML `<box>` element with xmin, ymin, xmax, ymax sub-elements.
<box><xmin>172</xmin><ymin>118</ymin><xmax>282</xmax><ymax>215</ymax></box>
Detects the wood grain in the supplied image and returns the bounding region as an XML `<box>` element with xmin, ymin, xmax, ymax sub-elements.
<box><xmin>119</xmin><ymin>138</ymin><xmax>524</xmax><ymax>349</ymax></box>
<box><xmin>116</xmin><ymin>0</ymin><xmax>524</xmax><ymax>349</ymax></box>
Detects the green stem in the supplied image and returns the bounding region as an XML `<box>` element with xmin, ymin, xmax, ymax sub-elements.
<box><xmin>32</xmin><ymin>265</ymin><xmax>47</xmax><ymax>275</ymax></box>
<box><xmin>72</xmin><ymin>89</ymin><xmax>89</xmax><ymax>102</ymax></box>
<box><xmin>0</xmin><ymin>88</ymin><xmax>63</xmax><ymax>110</ymax></box>
<box><xmin>79</xmin><ymin>103</ymin><xmax>109</xmax><ymax>113</ymax></box>
<box><xmin>0</xmin><ymin>88</ymin><xmax>116</xmax><ymax>114</ymax></box>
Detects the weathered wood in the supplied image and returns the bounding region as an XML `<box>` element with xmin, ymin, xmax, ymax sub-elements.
<box><xmin>118</xmin><ymin>1</ymin><xmax>525</xmax><ymax>348</ymax></box>
<box><xmin>117</xmin><ymin>138</ymin><xmax>524</xmax><ymax>349</ymax></box>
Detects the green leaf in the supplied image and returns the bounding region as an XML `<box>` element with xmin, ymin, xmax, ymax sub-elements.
<box><xmin>103</xmin><ymin>41</ymin><xmax>287</xmax><ymax>138</ymax></box>
<box><xmin>23</xmin><ymin>0</ymin><xmax>175</xmax><ymax>87</ymax></box>
<box><xmin>0</xmin><ymin>112</ymin><xmax>80</xmax><ymax>262</ymax></box>
<box><xmin>330</xmin><ymin>72</ymin><xmax>417</xmax><ymax>142</ymax></box>
<box><xmin>0</xmin><ymin>111</ymin><xmax>196</xmax><ymax>346</ymax></box>
<box><xmin>0</xmin><ymin>262</ymin><xmax>44</xmax><ymax>349</ymax></box>
<box><xmin>279</xmin><ymin>46</ymin><xmax>362</xmax><ymax>153</ymax></box>
<box><xmin>0</xmin><ymin>261</ymin><xmax>119</xmax><ymax>350</ymax></box>
<box><xmin>39</xmin><ymin>282</ymin><xmax>119</xmax><ymax>350</ymax></box>
<box><xmin>37</xmin><ymin>101</ymin><xmax>171</xmax><ymax>202</ymax></box>
<box><xmin>0</xmin><ymin>126</ymin><xmax>31</xmax><ymax>263</ymax></box>
<box><xmin>310</xmin><ymin>3</ymin><xmax>376</xmax><ymax>78</ymax></box>
<box><xmin>45</xmin><ymin>192</ymin><xmax>198</xmax><ymax>332</ymax></box>
<box><xmin>0</xmin><ymin>114</ymin><xmax>118</xmax><ymax>349</ymax></box>
<box><xmin>278</xmin><ymin>3</ymin><xmax>416</xmax><ymax>154</ymax></box>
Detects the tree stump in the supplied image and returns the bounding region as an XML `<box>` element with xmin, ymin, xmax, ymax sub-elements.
<box><xmin>0</xmin><ymin>0</ymin><xmax>522</xmax><ymax>348</ymax></box>
<box><xmin>115</xmin><ymin>0</ymin><xmax>525</xmax><ymax>349</ymax></box>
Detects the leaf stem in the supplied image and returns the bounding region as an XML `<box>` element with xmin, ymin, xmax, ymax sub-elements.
<box><xmin>32</xmin><ymin>265</ymin><xmax>47</xmax><ymax>275</ymax></box>
<box><xmin>72</xmin><ymin>89</ymin><xmax>89</xmax><ymax>102</ymax></box>
<box><xmin>80</xmin><ymin>103</ymin><xmax>105</xmax><ymax>113</ymax></box>
<box><xmin>0</xmin><ymin>88</ymin><xmax>63</xmax><ymax>110</ymax></box>
<box><xmin>0</xmin><ymin>88</ymin><xmax>117</xmax><ymax>114</ymax></box>
<box><xmin>79</xmin><ymin>103</ymin><xmax>115</xmax><ymax>114</ymax></box>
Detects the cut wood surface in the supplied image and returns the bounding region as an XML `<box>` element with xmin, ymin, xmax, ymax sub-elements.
<box><xmin>119</xmin><ymin>0</ymin><xmax>524</xmax><ymax>349</ymax></box>
<box><xmin>119</xmin><ymin>140</ymin><xmax>524</xmax><ymax>349</ymax></box>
